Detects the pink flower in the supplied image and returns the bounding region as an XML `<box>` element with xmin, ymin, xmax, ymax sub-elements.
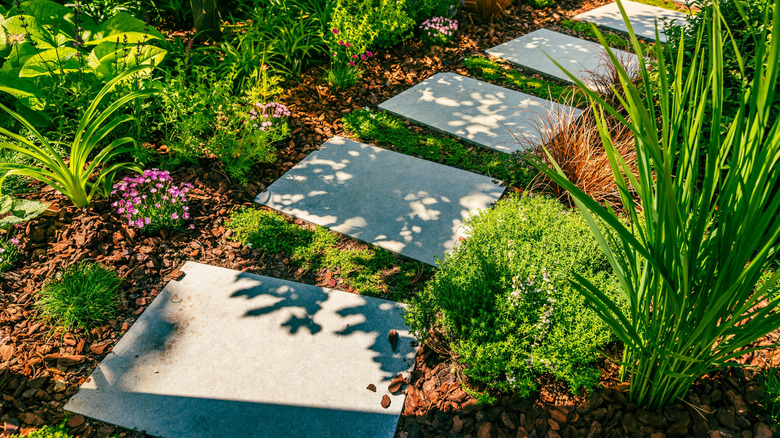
<box><xmin>332</xmin><ymin>28</ymin><xmax>339</xmax><ymax>34</ymax></box>
<box><xmin>333</xmin><ymin>52</ymin><xmax>337</xmax><ymax>57</ymax></box>
<box><xmin>339</xmin><ymin>40</ymin><xmax>345</xmax><ymax>46</ymax></box>
<box><xmin>9</xmin><ymin>237</ymin><xmax>19</xmax><ymax>245</ymax></box>
<box><xmin>366</xmin><ymin>51</ymin><xmax>373</xmax><ymax>57</ymax></box>
<box><xmin>345</xmin><ymin>42</ymin><xmax>351</xmax><ymax>48</ymax></box>
<box><xmin>349</xmin><ymin>61</ymin><xmax>356</xmax><ymax>66</ymax></box>
<box><xmin>171</xmin><ymin>213</ymin><xmax>179</xmax><ymax>220</ymax></box>
<box><xmin>352</xmin><ymin>54</ymin><xmax>358</xmax><ymax>59</ymax></box>
<box><xmin>361</xmin><ymin>54</ymin><xmax>367</xmax><ymax>60</ymax></box>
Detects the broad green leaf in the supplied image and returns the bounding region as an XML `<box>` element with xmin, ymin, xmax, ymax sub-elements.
<box><xmin>19</xmin><ymin>46</ymin><xmax>84</xmax><ymax>78</ymax></box>
<box><xmin>18</xmin><ymin>0</ymin><xmax>73</xmax><ymax>34</ymax></box>
<box><xmin>0</xmin><ymin>71</ymin><xmax>46</xmax><ymax>110</ymax></box>
<box><xmin>91</xmin><ymin>44</ymin><xmax>167</xmax><ymax>80</ymax></box>
<box><xmin>0</xmin><ymin>13</ymin><xmax>7</xmax><ymax>51</ymax></box>
<box><xmin>0</xmin><ymin>194</ymin><xmax>49</xmax><ymax>228</ymax></box>
<box><xmin>87</xmin><ymin>12</ymin><xmax>164</xmax><ymax>46</ymax></box>
<box><xmin>3</xmin><ymin>41</ymin><xmax>41</xmax><ymax>70</ymax></box>
<box><xmin>2</xmin><ymin>16</ymin><xmax>55</xmax><ymax>49</ymax></box>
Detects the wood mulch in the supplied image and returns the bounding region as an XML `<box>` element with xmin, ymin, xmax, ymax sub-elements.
<box><xmin>2</xmin><ymin>0</ymin><xmax>778</xmax><ymax>437</ymax></box>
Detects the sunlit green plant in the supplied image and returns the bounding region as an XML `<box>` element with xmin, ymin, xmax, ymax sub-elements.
<box><xmin>530</xmin><ymin>0</ymin><xmax>780</xmax><ymax>408</ymax></box>
<box><xmin>0</xmin><ymin>67</ymin><xmax>153</xmax><ymax>207</ymax></box>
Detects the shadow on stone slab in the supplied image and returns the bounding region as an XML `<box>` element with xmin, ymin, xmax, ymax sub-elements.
<box><xmin>67</xmin><ymin>389</ymin><xmax>404</xmax><ymax>438</ymax></box>
<box><xmin>65</xmin><ymin>263</ymin><xmax>416</xmax><ymax>438</ymax></box>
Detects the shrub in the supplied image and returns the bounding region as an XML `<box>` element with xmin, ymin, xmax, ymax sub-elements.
<box><xmin>419</xmin><ymin>17</ymin><xmax>458</xmax><ymax>45</ymax></box>
<box><xmin>405</xmin><ymin>0</ymin><xmax>460</xmax><ymax>22</ymax></box>
<box><xmin>111</xmin><ymin>169</ymin><xmax>194</xmax><ymax>233</ymax></box>
<box><xmin>155</xmin><ymin>63</ymin><xmax>288</xmax><ymax>182</ymax></box>
<box><xmin>0</xmin><ymin>0</ymin><xmax>165</xmax><ymax>128</ymax></box>
<box><xmin>227</xmin><ymin>208</ymin><xmax>430</xmax><ymax>297</ymax></box>
<box><xmin>11</xmin><ymin>424</ymin><xmax>72</xmax><ymax>438</ymax></box>
<box><xmin>405</xmin><ymin>194</ymin><xmax>624</xmax><ymax>396</ymax></box>
<box><xmin>762</xmin><ymin>367</ymin><xmax>780</xmax><ymax>424</ymax></box>
<box><xmin>531</xmin><ymin>0</ymin><xmax>780</xmax><ymax>408</ymax></box>
<box><xmin>36</xmin><ymin>262</ymin><xmax>124</xmax><ymax>330</ymax></box>
<box><xmin>329</xmin><ymin>0</ymin><xmax>415</xmax><ymax>51</ymax></box>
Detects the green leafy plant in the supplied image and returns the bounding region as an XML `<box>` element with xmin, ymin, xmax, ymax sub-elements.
<box><xmin>762</xmin><ymin>365</ymin><xmax>780</xmax><ymax>424</ymax></box>
<box><xmin>0</xmin><ymin>231</ymin><xmax>22</xmax><ymax>273</ymax></box>
<box><xmin>228</xmin><ymin>208</ymin><xmax>430</xmax><ymax>297</ymax></box>
<box><xmin>0</xmin><ymin>193</ymin><xmax>47</xmax><ymax>228</ymax></box>
<box><xmin>405</xmin><ymin>0</ymin><xmax>460</xmax><ymax>22</ymax></box>
<box><xmin>0</xmin><ymin>67</ymin><xmax>153</xmax><ymax>208</ymax></box>
<box><xmin>342</xmin><ymin>108</ymin><xmax>536</xmax><ymax>187</ymax></box>
<box><xmin>10</xmin><ymin>423</ymin><xmax>72</xmax><ymax>438</ymax></box>
<box><xmin>329</xmin><ymin>0</ymin><xmax>414</xmax><ymax>52</ymax></box>
<box><xmin>665</xmin><ymin>0</ymin><xmax>777</xmax><ymax>137</ymax></box>
<box><xmin>326</xmin><ymin>27</ymin><xmax>375</xmax><ymax>89</ymax></box>
<box><xmin>530</xmin><ymin>0</ymin><xmax>780</xmax><ymax>408</ymax></box>
<box><xmin>36</xmin><ymin>261</ymin><xmax>124</xmax><ymax>330</ymax></box>
<box><xmin>405</xmin><ymin>194</ymin><xmax>624</xmax><ymax>396</ymax></box>
<box><xmin>155</xmin><ymin>63</ymin><xmax>288</xmax><ymax>183</ymax></box>
<box><xmin>0</xmin><ymin>0</ymin><xmax>166</xmax><ymax>126</ymax></box>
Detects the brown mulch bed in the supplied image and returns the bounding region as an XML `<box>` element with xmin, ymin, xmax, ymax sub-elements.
<box><xmin>2</xmin><ymin>0</ymin><xmax>777</xmax><ymax>437</ymax></box>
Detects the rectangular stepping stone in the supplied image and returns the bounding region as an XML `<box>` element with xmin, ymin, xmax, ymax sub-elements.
<box><xmin>378</xmin><ymin>72</ymin><xmax>581</xmax><ymax>154</ymax></box>
<box><xmin>486</xmin><ymin>29</ymin><xmax>639</xmax><ymax>91</ymax></box>
<box><xmin>65</xmin><ymin>262</ymin><xmax>416</xmax><ymax>438</ymax></box>
<box><xmin>573</xmin><ymin>0</ymin><xmax>690</xmax><ymax>43</ymax></box>
<box><xmin>255</xmin><ymin>136</ymin><xmax>505</xmax><ymax>265</ymax></box>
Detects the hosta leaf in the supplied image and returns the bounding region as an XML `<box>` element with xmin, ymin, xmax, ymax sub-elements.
<box><xmin>0</xmin><ymin>194</ymin><xmax>49</xmax><ymax>228</ymax></box>
<box><xmin>19</xmin><ymin>46</ymin><xmax>84</xmax><ymax>78</ymax></box>
<box><xmin>87</xmin><ymin>12</ymin><xmax>164</xmax><ymax>46</ymax></box>
<box><xmin>2</xmin><ymin>15</ymin><xmax>55</xmax><ymax>49</ymax></box>
<box><xmin>0</xmin><ymin>13</ymin><xmax>7</xmax><ymax>51</ymax></box>
<box><xmin>91</xmin><ymin>43</ymin><xmax>167</xmax><ymax>80</ymax></box>
<box><xmin>0</xmin><ymin>71</ymin><xmax>46</xmax><ymax>110</ymax></box>
<box><xmin>18</xmin><ymin>0</ymin><xmax>74</xmax><ymax>33</ymax></box>
<box><xmin>3</xmin><ymin>41</ymin><xmax>40</xmax><ymax>70</ymax></box>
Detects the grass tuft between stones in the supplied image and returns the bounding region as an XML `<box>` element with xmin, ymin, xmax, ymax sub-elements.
<box><xmin>35</xmin><ymin>262</ymin><xmax>124</xmax><ymax>331</ymax></box>
<box><xmin>227</xmin><ymin>208</ymin><xmax>432</xmax><ymax>299</ymax></box>
<box><xmin>341</xmin><ymin>108</ymin><xmax>536</xmax><ymax>188</ymax></box>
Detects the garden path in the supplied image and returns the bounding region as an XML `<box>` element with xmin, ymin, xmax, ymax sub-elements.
<box><xmin>572</xmin><ymin>0</ymin><xmax>691</xmax><ymax>43</ymax></box>
<box><xmin>65</xmin><ymin>4</ymin><xmax>694</xmax><ymax>435</ymax></box>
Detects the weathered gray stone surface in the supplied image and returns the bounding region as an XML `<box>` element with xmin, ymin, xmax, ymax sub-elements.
<box><xmin>255</xmin><ymin>136</ymin><xmax>504</xmax><ymax>265</ymax></box>
<box><xmin>572</xmin><ymin>0</ymin><xmax>690</xmax><ymax>43</ymax></box>
<box><xmin>486</xmin><ymin>29</ymin><xmax>639</xmax><ymax>90</ymax></box>
<box><xmin>65</xmin><ymin>262</ymin><xmax>417</xmax><ymax>438</ymax></box>
<box><xmin>378</xmin><ymin>72</ymin><xmax>581</xmax><ymax>153</ymax></box>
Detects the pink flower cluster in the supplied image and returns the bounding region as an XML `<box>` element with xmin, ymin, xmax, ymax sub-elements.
<box><xmin>247</xmin><ymin>102</ymin><xmax>291</xmax><ymax>131</ymax></box>
<box><xmin>331</xmin><ymin>28</ymin><xmax>374</xmax><ymax>67</ymax></box>
<box><xmin>111</xmin><ymin>169</ymin><xmax>195</xmax><ymax>232</ymax></box>
<box><xmin>420</xmin><ymin>17</ymin><xmax>458</xmax><ymax>44</ymax></box>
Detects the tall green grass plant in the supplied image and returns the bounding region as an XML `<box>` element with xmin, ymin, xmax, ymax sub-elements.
<box><xmin>530</xmin><ymin>0</ymin><xmax>780</xmax><ymax>408</ymax></box>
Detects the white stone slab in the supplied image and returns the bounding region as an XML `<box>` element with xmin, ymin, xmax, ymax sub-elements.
<box><xmin>573</xmin><ymin>0</ymin><xmax>690</xmax><ymax>43</ymax></box>
<box><xmin>378</xmin><ymin>73</ymin><xmax>581</xmax><ymax>153</ymax></box>
<box><xmin>255</xmin><ymin>136</ymin><xmax>504</xmax><ymax>266</ymax></box>
<box><xmin>65</xmin><ymin>262</ymin><xmax>417</xmax><ymax>438</ymax></box>
<box><xmin>486</xmin><ymin>29</ymin><xmax>640</xmax><ymax>90</ymax></box>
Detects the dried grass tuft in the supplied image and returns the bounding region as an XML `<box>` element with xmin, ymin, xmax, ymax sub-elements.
<box><xmin>462</xmin><ymin>0</ymin><xmax>513</xmax><ymax>20</ymax></box>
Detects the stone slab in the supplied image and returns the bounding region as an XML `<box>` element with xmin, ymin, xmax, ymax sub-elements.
<box><xmin>572</xmin><ymin>0</ymin><xmax>690</xmax><ymax>43</ymax></box>
<box><xmin>486</xmin><ymin>29</ymin><xmax>639</xmax><ymax>90</ymax></box>
<box><xmin>255</xmin><ymin>136</ymin><xmax>504</xmax><ymax>265</ymax></box>
<box><xmin>65</xmin><ymin>262</ymin><xmax>417</xmax><ymax>438</ymax></box>
<box><xmin>378</xmin><ymin>72</ymin><xmax>581</xmax><ymax>154</ymax></box>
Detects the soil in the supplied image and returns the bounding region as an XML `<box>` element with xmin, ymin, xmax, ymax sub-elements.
<box><xmin>2</xmin><ymin>0</ymin><xmax>777</xmax><ymax>437</ymax></box>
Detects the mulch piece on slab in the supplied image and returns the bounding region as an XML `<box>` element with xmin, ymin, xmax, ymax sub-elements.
<box><xmin>2</xmin><ymin>0</ymin><xmax>775</xmax><ymax>437</ymax></box>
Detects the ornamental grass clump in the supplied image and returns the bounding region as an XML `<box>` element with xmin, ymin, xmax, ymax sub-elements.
<box><xmin>36</xmin><ymin>262</ymin><xmax>124</xmax><ymax>331</ymax></box>
<box><xmin>530</xmin><ymin>0</ymin><xmax>780</xmax><ymax>408</ymax></box>
<box><xmin>419</xmin><ymin>17</ymin><xmax>458</xmax><ymax>45</ymax></box>
<box><xmin>112</xmin><ymin>169</ymin><xmax>194</xmax><ymax>233</ymax></box>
